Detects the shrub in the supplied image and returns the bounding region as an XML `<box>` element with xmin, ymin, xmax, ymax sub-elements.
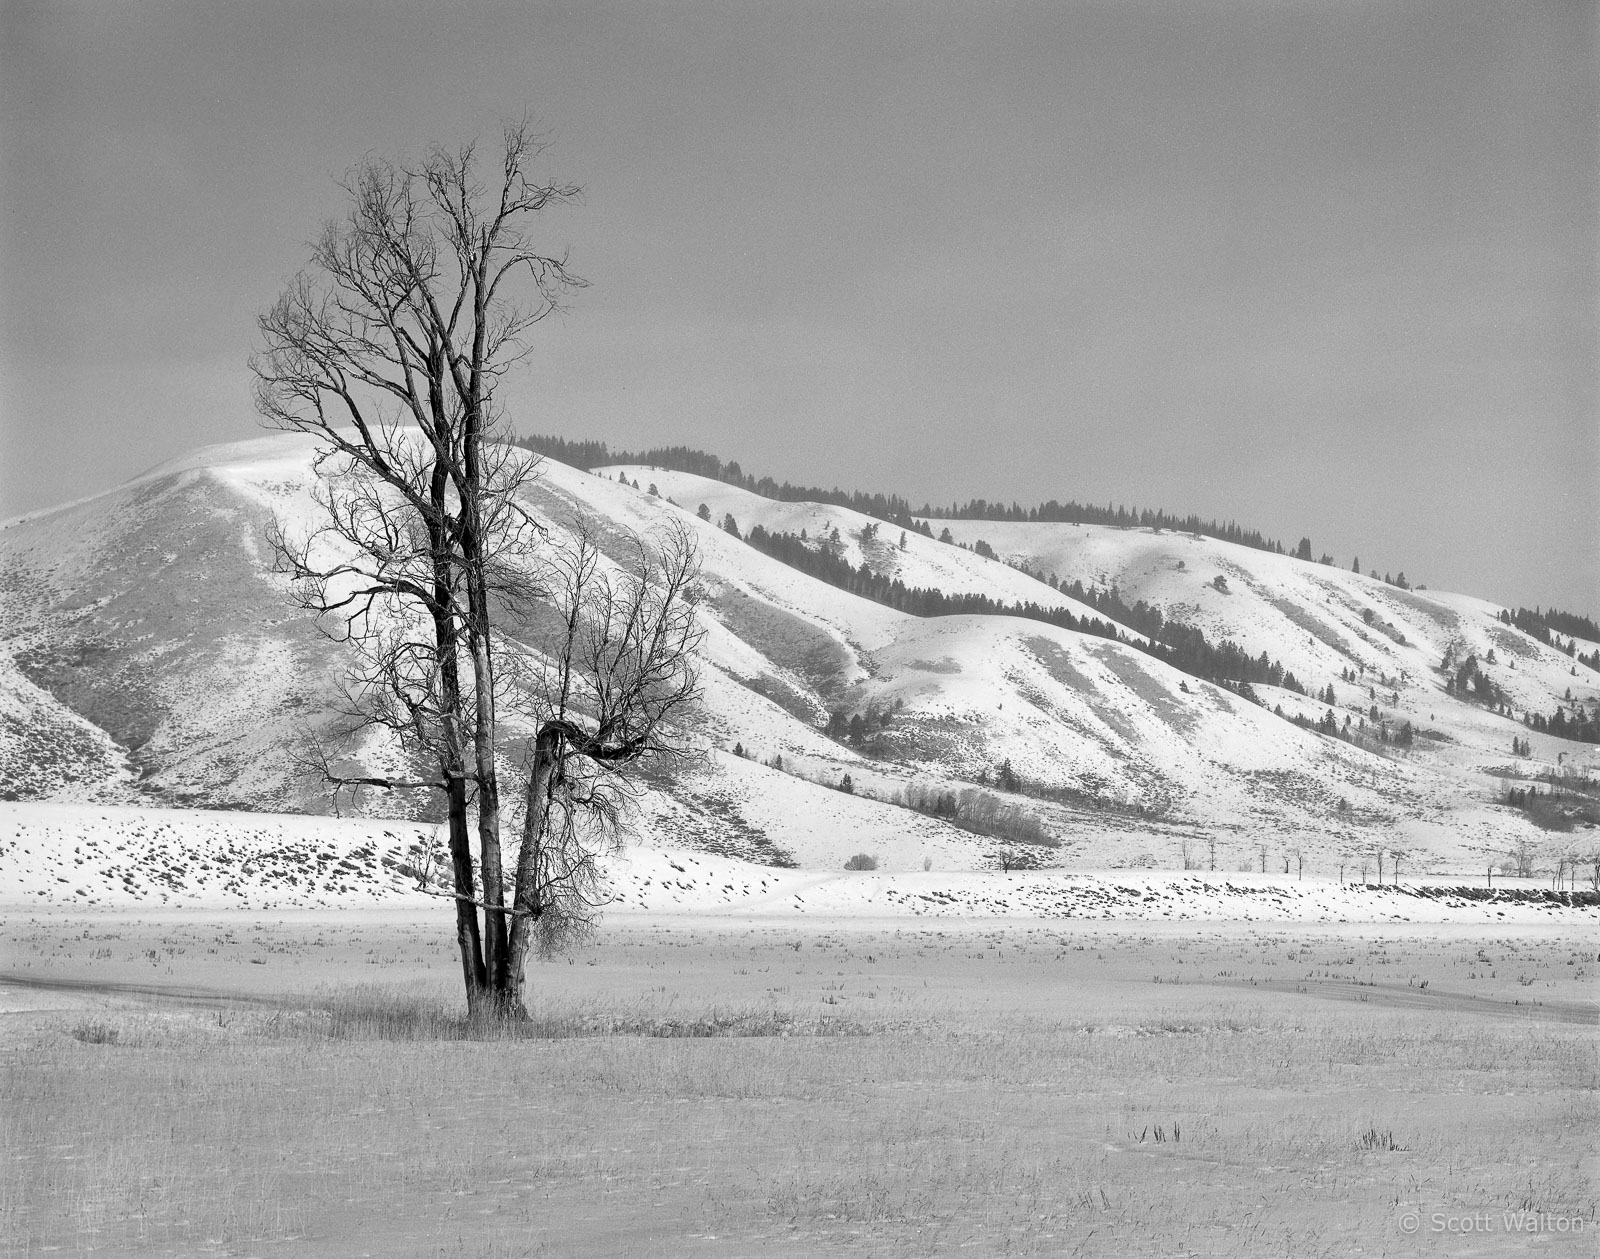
<box><xmin>844</xmin><ymin>853</ymin><xmax>878</xmax><ymax>871</ymax></box>
<box><xmin>70</xmin><ymin>1021</ymin><xmax>120</xmax><ymax>1046</ymax></box>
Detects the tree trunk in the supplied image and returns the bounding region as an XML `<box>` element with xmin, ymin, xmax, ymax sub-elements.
<box><xmin>427</xmin><ymin>497</ymin><xmax>488</xmax><ymax>1010</ymax></box>
<box><xmin>458</xmin><ymin>393</ymin><xmax>511</xmax><ymax>1004</ymax></box>
<box><xmin>445</xmin><ymin>773</ymin><xmax>487</xmax><ymax>1001</ymax></box>
<box><xmin>503</xmin><ymin>725</ymin><xmax>563</xmax><ymax>1018</ymax></box>
<box><xmin>469</xmin><ymin>619</ymin><xmax>508</xmax><ymax>994</ymax></box>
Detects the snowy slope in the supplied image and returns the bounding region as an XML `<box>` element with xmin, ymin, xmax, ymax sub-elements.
<box><xmin>533</xmin><ymin>463</ymin><xmax>1460</xmax><ymax>864</ymax></box>
<box><xmin>0</xmin><ymin>438</ymin><xmax>363</xmax><ymax>812</ymax></box>
<box><xmin>929</xmin><ymin>519</ymin><xmax>1600</xmax><ymax>774</ymax></box>
<box><xmin>596</xmin><ymin>464</ymin><xmax>1131</xmax><ymax>633</ymax></box>
<box><xmin>0</xmin><ymin>643</ymin><xmax>136</xmax><ymax>803</ymax></box>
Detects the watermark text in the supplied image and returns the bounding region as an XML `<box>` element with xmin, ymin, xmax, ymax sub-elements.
<box><xmin>1398</xmin><ymin>1210</ymin><xmax>1586</xmax><ymax>1236</ymax></box>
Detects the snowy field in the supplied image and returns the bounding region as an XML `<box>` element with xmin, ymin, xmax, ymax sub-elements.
<box><xmin>3</xmin><ymin>913</ymin><xmax>1596</xmax><ymax>1257</ymax></box>
<box><xmin>5</xmin><ymin>801</ymin><xmax>1596</xmax><ymax>925</ymax></box>
<box><xmin>3</xmin><ymin>802</ymin><xmax>1597</xmax><ymax>1257</ymax></box>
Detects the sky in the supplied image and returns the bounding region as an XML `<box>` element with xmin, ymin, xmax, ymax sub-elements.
<box><xmin>2</xmin><ymin>0</ymin><xmax>1595</xmax><ymax>613</ymax></box>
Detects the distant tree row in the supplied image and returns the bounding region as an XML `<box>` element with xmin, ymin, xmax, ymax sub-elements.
<box><xmin>898</xmin><ymin>780</ymin><xmax>1058</xmax><ymax>847</ymax></box>
<box><xmin>825</xmin><ymin>702</ymin><xmax>902</xmax><ymax>744</ymax></box>
<box><xmin>1500</xmin><ymin>607</ymin><xmax>1600</xmax><ymax>653</ymax></box>
<box><xmin>738</xmin><ymin>523</ymin><xmax>1304</xmax><ymax>694</ymax></box>
<box><xmin>1524</xmin><ymin>705</ymin><xmax>1600</xmax><ymax>744</ymax></box>
<box><xmin>513</xmin><ymin>433</ymin><xmax>1302</xmax><ymax>557</ymax></box>
<box><xmin>1505</xmin><ymin>785</ymin><xmax>1544</xmax><ymax>810</ymax></box>
<box><xmin>1443</xmin><ymin>649</ymin><xmax>1598</xmax><ymax>744</ymax></box>
<box><xmin>511</xmin><ymin>431</ymin><xmax>1490</xmax><ymax>619</ymax></box>
<box><xmin>954</xmin><ymin>546</ymin><xmax>1307</xmax><ymax>693</ymax></box>
<box><xmin>1284</xmin><ymin>705</ymin><xmax>1414</xmax><ymax>749</ymax></box>
<box><xmin>913</xmin><ymin>496</ymin><xmax>1286</xmax><ymax>554</ymax></box>
<box><xmin>514</xmin><ymin>433</ymin><xmax>929</xmax><ymax>532</ymax></box>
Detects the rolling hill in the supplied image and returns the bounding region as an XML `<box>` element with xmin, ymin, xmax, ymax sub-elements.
<box><xmin>1</xmin><ymin>433</ymin><xmax>1596</xmax><ymax>882</ymax></box>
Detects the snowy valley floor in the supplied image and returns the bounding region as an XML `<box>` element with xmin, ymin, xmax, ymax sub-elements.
<box><xmin>3</xmin><ymin>896</ymin><xmax>1597</xmax><ymax>1258</ymax></box>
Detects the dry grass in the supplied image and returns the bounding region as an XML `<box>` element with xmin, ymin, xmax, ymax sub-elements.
<box><xmin>3</xmin><ymin>924</ymin><xmax>1597</xmax><ymax>1257</ymax></box>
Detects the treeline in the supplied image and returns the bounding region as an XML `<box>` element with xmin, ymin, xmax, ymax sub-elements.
<box><xmin>1445</xmin><ymin>650</ymin><xmax>1598</xmax><ymax>744</ymax></box>
<box><xmin>1039</xmin><ymin>574</ymin><xmax>1305</xmax><ymax>692</ymax></box>
<box><xmin>1524</xmin><ymin>705</ymin><xmax>1600</xmax><ymax>745</ymax></box>
<box><xmin>912</xmin><ymin>497</ymin><xmax>1284</xmax><ymax>554</ymax></box>
<box><xmin>1501</xmin><ymin>607</ymin><xmax>1600</xmax><ymax>652</ymax></box>
<box><xmin>738</xmin><ymin>737</ymin><xmax>1060</xmax><ymax>849</ymax></box>
<box><xmin>739</xmin><ymin>522</ymin><xmax>1304</xmax><ymax>693</ymax></box>
<box><xmin>514</xmin><ymin>433</ymin><xmax>927</xmax><ymax>531</ymax></box>
<box><xmin>898</xmin><ymin>779</ymin><xmax>1058</xmax><ymax>848</ymax></box>
<box><xmin>1503</xmin><ymin>783</ymin><xmax>1600</xmax><ymax>833</ymax></box>
<box><xmin>1291</xmin><ymin>706</ymin><xmax>1415</xmax><ymax>749</ymax></box>
<box><xmin>514</xmin><ymin>432</ymin><xmax>1291</xmax><ymax>554</ymax></box>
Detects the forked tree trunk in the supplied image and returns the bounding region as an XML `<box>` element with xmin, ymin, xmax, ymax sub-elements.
<box><xmin>501</xmin><ymin>725</ymin><xmax>564</xmax><ymax>1018</ymax></box>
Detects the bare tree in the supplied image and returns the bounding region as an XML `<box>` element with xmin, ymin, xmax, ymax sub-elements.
<box><xmin>502</xmin><ymin>516</ymin><xmax>703</xmax><ymax>1012</ymax></box>
<box><xmin>252</xmin><ymin>121</ymin><xmax>613</xmax><ymax>1017</ymax></box>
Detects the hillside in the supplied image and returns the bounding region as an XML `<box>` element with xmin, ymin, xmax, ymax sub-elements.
<box><xmin>1</xmin><ymin>434</ymin><xmax>1596</xmax><ymax>885</ymax></box>
<box><xmin>928</xmin><ymin>518</ymin><xmax>1598</xmax><ymax>767</ymax></box>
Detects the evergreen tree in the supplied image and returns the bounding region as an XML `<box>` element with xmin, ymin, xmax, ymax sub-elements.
<box><xmin>736</xmin><ymin>524</ymin><xmax>1304</xmax><ymax>696</ymax></box>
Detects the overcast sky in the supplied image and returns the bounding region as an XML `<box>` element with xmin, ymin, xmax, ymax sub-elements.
<box><xmin>2</xmin><ymin>0</ymin><xmax>1595</xmax><ymax>612</ymax></box>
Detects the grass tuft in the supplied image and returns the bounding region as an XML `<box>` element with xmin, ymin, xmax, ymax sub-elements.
<box><xmin>311</xmin><ymin>985</ymin><xmax>870</xmax><ymax>1042</ymax></box>
<box><xmin>69</xmin><ymin>1020</ymin><xmax>121</xmax><ymax>1045</ymax></box>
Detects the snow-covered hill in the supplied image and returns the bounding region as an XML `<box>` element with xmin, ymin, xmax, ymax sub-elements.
<box><xmin>928</xmin><ymin>517</ymin><xmax>1599</xmax><ymax>773</ymax></box>
<box><xmin>2</xmin><ymin>435</ymin><xmax>1596</xmax><ymax>885</ymax></box>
